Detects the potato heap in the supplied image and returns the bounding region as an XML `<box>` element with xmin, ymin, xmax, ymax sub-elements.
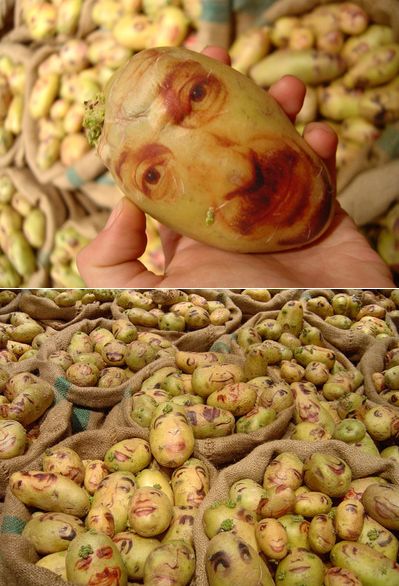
<box><xmin>371</xmin><ymin>345</ymin><xmax>399</xmax><ymax>408</ymax></box>
<box><xmin>19</xmin><ymin>0</ymin><xmax>84</xmax><ymax>40</ymax></box>
<box><xmin>0</xmin><ymin>52</ymin><xmax>26</xmax><ymax>157</ymax></box>
<box><xmin>0</xmin><ymin>289</ymin><xmax>17</xmax><ymax>308</ymax></box>
<box><xmin>30</xmin><ymin>287</ymin><xmax>117</xmax><ymax>308</ymax></box>
<box><xmin>115</xmin><ymin>289</ymin><xmax>232</xmax><ymax>331</ymax></box>
<box><xmin>10</xmin><ymin>435</ymin><xmax>211</xmax><ymax>584</ymax></box>
<box><xmin>49</xmin><ymin>223</ymin><xmax>93</xmax><ymax>288</ymax></box>
<box><xmin>49</xmin><ymin>325</ymin><xmax>176</xmax><ymax>388</ymax></box>
<box><xmin>0</xmin><ymin>369</ymin><xmax>54</xmax><ymax>459</ymax></box>
<box><xmin>0</xmin><ymin>174</ymin><xmax>46</xmax><ymax>287</ymax></box>
<box><xmin>229</xmin><ymin>2</ymin><xmax>399</xmax><ymax>170</ymax></box>
<box><xmin>0</xmin><ymin>311</ymin><xmax>52</xmax><ymax>363</ymax></box>
<box><xmin>303</xmin><ymin>290</ymin><xmax>396</xmax><ymax>336</ymax></box>
<box><xmin>204</xmin><ymin>451</ymin><xmax>399</xmax><ymax>586</ymax></box>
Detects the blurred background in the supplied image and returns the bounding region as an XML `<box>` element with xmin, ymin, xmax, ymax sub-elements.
<box><xmin>0</xmin><ymin>0</ymin><xmax>399</xmax><ymax>287</ymax></box>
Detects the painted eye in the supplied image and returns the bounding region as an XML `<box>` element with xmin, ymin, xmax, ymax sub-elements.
<box><xmin>144</xmin><ymin>167</ymin><xmax>161</xmax><ymax>185</ymax></box>
<box><xmin>190</xmin><ymin>82</ymin><xmax>207</xmax><ymax>102</ymax></box>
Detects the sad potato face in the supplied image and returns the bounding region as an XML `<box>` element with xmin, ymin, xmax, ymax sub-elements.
<box><xmin>99</xmin><ymin>47</ymin><xmax>334</xmax><ymax>253</ymax></box>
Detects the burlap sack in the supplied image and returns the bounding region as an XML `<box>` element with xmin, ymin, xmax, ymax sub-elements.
<box><xmin>0</xmin><ymin>399</ymin><xmax>72</xmax><ymax>498</ymax></box>
<box><xmin>103</xmin><ymin>351</ymin><xmax>292</xmax><ymax>466</ymax></box>
<box><xmin>37</xmin><ymin>318</ymin><xmax>181</xmax><ymax>408</ymax></box>
<box><xmin>193</xmin><ymin>437</ymin><xmax>399</xmax><ymax>586</ymax></box>
<box><xmin>0</xmin><ymin>43</ymin><xmax>30</xmax><ymax>169</ymax></box>
<box><xmin>1</xmin><ymin>167</ymin><xmax>67</xmax><ymax>288</ymax></box>
<box><xmin>18</xmin><ymin>290</ymin><xmax>113</xmax><ymax>331</ymax></box>
<box><xmin>0</xmin><ymin>426</ymin><xmax>218</xmax><ymax>586</ymax></box>
<box><xmin>358</xmin><ymin>336</ymin><xmax>399</xmax><ymax>412</ymax></box>
<box><xmin>23</xmin><ymin>45</ymin><xmax>106</xmax><ymax>190</ymax></box>
<box><xmin>0</xmin><ymin>0</ymin><xmax>14</xmax><ymax>32</ymax></box>
<box><xmin>111</xmin><ymin>289</ymin><xmax>243</xmax><ymax>352</ymax></box>
<box><xmin>5</xmin><ymin>0</ymin><xmax>96</xmax><ymax>43</ymax></box>
<box><xmin>225</xmin><ymin>288</ymin><xmax>299</xmax><ymax>319</ymax></box>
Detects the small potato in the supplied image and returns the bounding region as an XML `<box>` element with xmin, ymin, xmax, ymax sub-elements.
<box><xmin>235</xmin><ymin>406</ymin><xmax>276</xmax><ymax>433</ymax></box>
<box><xmin>22</xmin><ymin>512</ymin><xmax>85</xmax><ymax>554</ymax></box>
<box><xmin>113</xmin><ymin>531</ymin><xmax>160</xmax><ymax>581</ymax></box>
<box><xmin>185</xmin><ymin>404</ymin><xmax>235</xmax><ymax>438</ymax></box>
<box><xmin>171</xmin><ymin>458</ymin><xmax>210</xmax><ymax>508</ymax></box>
<box><xmin>203</xmin><ymin>501</ymin><xmax>256</xmax><ymax>540</ymax></box>
<box><xmin>104</xmin><ymin>438</ymin><xmax>151</xmax><ymax>473</ymax></box>
<box><xmin>10</xmin><ymin>471</ymin><xmax>90</xmax><ymax>517</ymax></box>
<box><xmin>42</xmin><ymin>446</ymin><xmax>85</xmax><ymax>484</ymax></box>
<box><xmin>333</xmin><ymin>419</ymin><xmax>366</xmax><ymax>443</ymax></box>
<box><xmin>0</xmin><ymin>419</ymin><xmax>26</xmax><ymax>459</ymax></box>
<box><xmin>257</xmin><ymin>484</ymin><xmax>296</xmax><ymax>519</ymax></box>
<box><xmin>308</xmin><ymin>513</ymin><xmax>336</xmax><ymax>554</ymax></box>
<box><xmin>144</xmin><ymin>540</ymin><xmax>195</xmax><ymax>586</ymax></box>
<box><xmin>359</xmin><ymin>514</ymin><xmax>399</xmax><ymax>561</ymax></box>
<box><xmin>255</xmin><ymin>518</ymin><xmax>288</xmax><ymax>559</ymax></box>
<box><xmin>304</xmin><ymin>453</ymin><xmax>352</xmax><ymax>497</ymax></box>
<box><xmin>66</xmin><ymin>531</ymin><xmax>128</xmax><ymax>585</ymax></box>
<box><xmin>83</xmin><ymin>459</ymin><xmax>109</xmax><ymax>494</ymax></box>
<box><xmin>85</xmin><ymin>505</ymin><xmax>115</xmax><ymax>537</ymax></box>
<box><xmin>36</xmin><ymin>550</ymin><xmax>67</xmax><ymax>579</ymax></box>
<box><xmin>149</xmin><ymin>402</ymin><xmax>194</xmax><ymax>467</ymax></box>
<box><xmin>257</xmin><ymin>380</ymin><xmax>294</xmax><ymax>413</ymax></box>
<box><xmin>229</xmin><ymin>478</ymin><xmax>267</xmax><ymax>515</ymax></box>
<box><xmin>294</xmin><ymin>491</ymin><xmax>332</xmax><ymax>517</ymax></box>
<box><xmin>278</xmin><ymin>514</ymin><xmax>310</xmax><ymax>550</ymax></box>
<box><xmin>206</xmin><ymin>532</ymin><xmax>273</xmax><ymax>586</ymax></box>
<box><xmin>162</xmin><ymin>505</ymin><xmax>196</xmax><ymax>545</ymax></box>
<box><xmin>128</xmin><ymin>486</ymin><xmax>173</xmax><ymax>537</ymax></box>
<box><xmin>263</xmin><ymin>452</ymin><xmax>304</xmax><ymax>490</ymax></box>
<box><xmin>207</xmin><ymin>382</ymin><xmax>257</xmax><ymax>416</ymax></box>
<box><xmin>92</xmin><ymin>471</ymin><xmax>136</xmax><ymax>533</ymax></box>
<box><xmin>275</xmin><ymin>547</ymin><xmax>325</xmax><ymax>586</ymax></box>
<box><xmin>191</xmin><ymin>364</ymin><xmax>244</xmax><ymax>398</ymax></box>
<box><xmin>290</xmin><ymin>421</ymin><xmax>332</xmax><ymax>441</ymax></box>
<box><xmin>135</xmin><ymin>468</ymin><xmax>174</xmax><ymax>505</ymax></box>
<box><xmin>335</xmin><ymin>499</ymin><xmax>365</xmax><ymax>540</ymax></box>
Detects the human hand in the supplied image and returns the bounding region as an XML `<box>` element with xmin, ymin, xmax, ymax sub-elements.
<box><xmin>77</xmin><ymin>46</ymin><xmax>394</xmax><ymax>288</ymax></box>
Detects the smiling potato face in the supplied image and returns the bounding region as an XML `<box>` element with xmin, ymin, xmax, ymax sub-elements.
<box><xmin>97</xmin><ymin>47</ymin><xmax>335</xmax><ymax>253</ymax></box>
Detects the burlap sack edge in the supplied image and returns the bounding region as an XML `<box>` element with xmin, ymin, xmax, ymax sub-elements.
<box><xmin>359</xmin><ymin>335</ymin><xmax>399</xmax><ymax>411</ymax></box>
<box><xmin>0</xmin><ymin>291</ymin><xmax>22</xmax><ymax>316</ymax></box>
<box><xmin>110</xmin><ymin>289</ymin><xmax>243</xmax><ymax>352</ymax></box>
<box><xmin>22</xmin><ymin>45</ymin><xmax>105</xmax><ymax>190</ymax></box>
<box><xmin>0</xmin><ymin>43</ymin><xmax>31</xmax><ymax>168</ymax></box>
<box><xmin>193</xmin><ymin>436</ymin><xmax>399</xmax><ymax>586</ymax></box>
<box><xmin>223</xmin><ymin>288</ymin><xmax>300</xmax><ymax>317</ymax></box>
<box><xmin>0</xmin><ymin>425</ymin><xmax>218</xmax><ymax>586</ymax></box>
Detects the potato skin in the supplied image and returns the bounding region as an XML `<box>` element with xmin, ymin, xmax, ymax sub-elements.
<box><xmin>98</xmin><ymin>47</ymin><xmax>334</xmax><ymax>253</ymax></box>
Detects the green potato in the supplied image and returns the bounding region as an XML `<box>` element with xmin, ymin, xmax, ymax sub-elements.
<box><xmin>275</xmin><ymin>547</ymin><xmax>325</xmax><ymax>586</ymax></box>
<box><xmin>136</xmin><ymin>468</ymin><xmax>174</xmax><ymax>505</ymax></box>
<box><xmin>113</xmin><ymin>531</ymin><xmax>160</xmax><ymax>580</ymax></box>
<box><xmin>171</xmin><ymin>457</ymin><xmax>210</xmax><ymax>508</ymax></box>
<box><xmin>257</xmin><ymin>484</ymin><xmax>296</xmax><ymax>519</ymax></box>
<box><xmin>104</xmin><ymin>438</ymin><xmax>152</xmax><ymax>473</ymax></box>
<box><xmin>161</xmin><ymin>371</ymin><xmax>192</xmax><ymax>396</ymax></box>
<box><xmin>324</xmin><ymin>567</ymin><xmax>362</xmax><ymax>586</ymax></box>
<box><xmin>335</xmin><ymin>499</ymin><xmax>365</xmax><ymax>541</ymax></box>
<box><xmin>128</xmin><ymin>486</ymin><xmax>173</xmax><ymax>537</ymax></box>
<box><xmin>381</xmin><ymin>445</ymin><xmax>399</xmax><ymax>465</ymax></box>
<box><xmin>303</xmin><ymin>453</ymin><xmax>352</xmax><ymax>497</ymax></box>
<box><xmin>308</xmin><ymin>513</ymin><xmax>336</xmax><ymax>554</ymax></box>
<box><xmin>141</xmin><ymin>366</ymin><xmax>179</xmax><ymax>391</ymax></box>
<box><xmin>257</xmin><ymin>380</ymin><xmax>294</xmax><ymax>413</ymax></box>
<box><xmin>255</xmin><ymin>318</ymin><xmax>282</xmax><ymax>340</ymax></box>
<box><xmin>203</xmin><ymin>500</ymin><xmax>257</xmax><ymax>539</ymax></box>
<box><xmin>0</xmin><ymin>419</ymin><xmax>26</xmax><ymax>459</ymax></box>
<box><xmin>149</xmin><ymin>402</ymin><xmax>194</xmax><ymax>467</ymax></box>
<box><xmin>333</xmin><ymin>419</ymin><xmax>366</xmax><ymax>443</ymax></box>
<box><xmin>36</xmin><ymin>550</ymin><xmax>67</xmax><ymax>579</ymax></box>
<box><xmin>42</xmin><ymin>446</ymin><xmax>85</xmax><ymax>485</ymax></box>
<box><xmin>131</xmin><ymin>393</ymin><xmax>158</xmax><ymax>427</ymax></box>
<box><xmin>206</xmin><ymin>533</ymin><xmax>274</xmax><ymax>586</ymax></box>
<box><xmin>66</xmin><ymin>531</ymin><xmax>128</xmax><ymax>585</ymax></box>
<box><xmin>185</xmin><ymin>403</ymin><xmax>235</xmax><ymax>438</ymax></box>
<box><xmin>172</xmin><ymin>393</ymin><xmax>204</xmax><ymax>407</ymax></box>
<box><xmin>229</xmin><ymin>478</ymin><xmax>267</xmax><ymax>515</ymax></box>
<box><xmin>294</xmin><ymin>491</ymin><xmax>332</xmax><ymax>517</ymax></box>
<box><xmin>22</xmin><ymin>512</ymin><xmax>85</xmax><ymax>554</ymax></box>
<box><xmin>144</xmin><ymin>540</ymin><xmax>195</xmax><ymax>586</ymax></box>
<box><xmin>10</xmin><ymin>471</ymin><xmax>90</xmax><ymax>517</ymax></box>
<box><xmin>330</xmin><ymin>541</ymin><xmax>399</xmax><ymax>586</ymax></box>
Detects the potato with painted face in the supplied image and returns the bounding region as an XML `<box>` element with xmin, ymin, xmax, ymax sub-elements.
<box><xmin>36</xmin><ymin>550</ymin><xmax>67</xmax><ymax>579</ymax></box>
<box><xmin>128</xmin><ymin>486</ymin><xmax>173</xmax><ymax>537</ymax></box>
<box><xmin>86</xmin><ymin>505</ymin><xmax>115</xmax><ymax>537</ymax></box>
<box><xmin>330</xmin><ymin>541</ymin><xmax>399</xmax><ymax>586</ymax></box>
<box><xmin>149</xmin><ymin>402</ymin><xmax>194</xmax><ymax>467</ymax></box>
<box><xmin>104</xmin><ymin>438</ymin><xmax>152</xmax><ymax>473</ymax></box>
<box><xmin>171</xmin><ymin>457</ymin><xmax>210</xmax><ymax>508</ymax></box>
<box><xmin>303</xmin><ymin>453</ymin><xmax>352</xmax><ymax>497</ymax></box>
<box><xmin>144</xmin><ymin>540</ymin><xmax>195</xmax><ymax>586</ymax></box>
<box><xmin>42</xmin><ymin>447</ymin><xmax>85</xmax><ymax>485</ymax></box>
<box><xmin>191</xmin><ymin>364</ymin><xmax>244</xmax><ymax>398</ymax></box>
<box><xmin>362</xmin><ymin>483</ymin><xmax>399</xmax><ymax>531</ymax></box>
<box><xmin>66</xmin><ymin>530</ymin><xmax>128</xmax><ymax>586</ymax></box>
<box><xmin>308</xmin><ymin>513</ymin><xmax>336</xmax><ymax>554</ymax></box>
<box><xmin>229</xmin><ymin>479</ymin><xmax>267</xmax><ymax>516</ymax></box>
<box><xmin>88</xmin><ymin>46</ymin><xmax>334</xmax><ymax>253</ymax></box>
<box><xmin>206</xmin><ymin>532</ymin><xmax>274</xmax><ymax>586</ymax></box>
<box><xmin>359</xmin><ymin>514</ymin><xmax>399</xmax><ymax>561</ymax></box>
<box><xmin>91</xmin><ymin>471</ymin><xmax>136</xmax><ymax>533</ymax></box>
<box><xmin>255</xmin><ymin>517</ymin><xmax>288</xmax><ymax>559</ymax></box>
<box><xmin>83</xmin><ymin>459</ymin><xmax>109</xmax><ymax>495</ymax></box>
<box><xmin>0</xmin><ymin>419</ymin><xmax>26</xmax><ymax>459</ymax></box>
<box><xmin>162</xmin><ymin>506</ymin><xmax>196</xmax><ymax>545</ymax></box>
<box><xmin>112</xmin><ymin>531</ymin><xmax>160</xmax><ymax>581</ymax></box>
<box><xmin>184</xmin><ymin>403</ymin><xmax>235</xmax><ymax>438</ymax></box>
<box><xmin>278</xmin><ymin>514</ymin><xmax>310</xmax><ymax>550</ymax></box>
<box><xmin>263</xmin><ymin>452</ymin><xmax>304</xmax><ymax>490</ymax></box>
<box><xmin>22</xmin><ymin>511</ymin><xmax>85</xmax><ymax>554</ymax></box>
<box><xmin>135</xmin><ymin>468</ymin><xmax>174</xmax><ymax>505</ymax></box>
<box><xmin>275</xmin><ymin>547</ymin><xmax>325</xmax><ymax>586</ymax></box>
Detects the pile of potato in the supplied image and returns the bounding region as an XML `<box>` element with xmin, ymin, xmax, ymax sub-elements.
<box><xmin>9</xmin><ymin>434</ymin><xmax>212</xmax><ymax>583</ymax></box>
<box><xmin>0</xmin><ymin>311</ymin><xmax>52</xmax><ymax>364</ymax></box>
<box><xmin>0</xmin><ymin>50</ymin><xmax>26</xmax><ymax>159</ymax></box>
<box><xmin>203</xmin><ymin>450</ymin><xmax>399</xmax><ymax>586</ymax></box>
<box><xmin>230</xmin><ymin>1</ymin><xmax>399</xmax><ymax>170</ymax></box>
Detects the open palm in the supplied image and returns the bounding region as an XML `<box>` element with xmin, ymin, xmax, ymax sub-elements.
<box><xmin>77</xmin><ymin>47</ymin><xmax>394</xmax><ymax>288</ymax></box>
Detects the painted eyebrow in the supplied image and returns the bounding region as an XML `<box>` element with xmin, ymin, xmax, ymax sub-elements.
<box><xmin>135</xmin><ymin>143</ymin><xmax>171</xmax><ymax>163</ymax></box>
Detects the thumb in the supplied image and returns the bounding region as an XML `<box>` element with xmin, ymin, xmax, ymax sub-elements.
<box><xmin>77</xmin><ymin>197</ymin><xmax>162</xmax><ymax>287</ymax></box>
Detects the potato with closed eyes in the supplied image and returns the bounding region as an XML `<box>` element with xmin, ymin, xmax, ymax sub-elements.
<box><xmin>85</xmin><ymin>46</ymin><xmax>334</xmax><ymax>253</ymax></box>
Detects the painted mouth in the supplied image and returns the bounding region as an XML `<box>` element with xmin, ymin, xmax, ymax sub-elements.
<box><xmin>134</xmin><ymin>506</ymin><xmax>156</xmax><ymax>516</ymax></box>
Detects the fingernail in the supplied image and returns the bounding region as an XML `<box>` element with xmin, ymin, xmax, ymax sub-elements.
<box><xmin>104</xmin><ymin>198</ymin><xmax>124</xmax><ymax>230</ymax></box>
